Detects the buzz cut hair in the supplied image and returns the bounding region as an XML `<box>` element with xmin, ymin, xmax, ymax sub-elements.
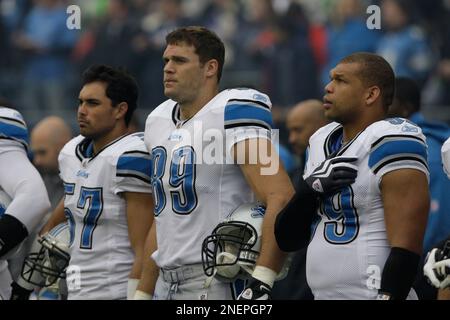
<box><xmin>340</xmin><ymin>52</ymin><xmax>395</xmax><ymax>109</ymax></box>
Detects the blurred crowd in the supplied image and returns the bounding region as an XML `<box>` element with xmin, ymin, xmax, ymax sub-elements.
<box><xmin>1</xmin><ymin>0</ymin><xmax>450</xmax><ymax>140</ymax></box>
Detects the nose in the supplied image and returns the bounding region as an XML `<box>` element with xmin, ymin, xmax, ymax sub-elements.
<box><xmin>325</xmin><ymin>81</ymin><xmax>333</xmax><ymax>94</ymax></box>
<box><xmin>78</xmin><ymin>102</ymin><xmax>87</xmax><ymax>116</ymax></box>
<box><xmin>164</xmin><ymin>60</ymin><xmax>174</xmax><ymax>74</ymax></box>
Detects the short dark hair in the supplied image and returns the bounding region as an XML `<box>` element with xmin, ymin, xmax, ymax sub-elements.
<box><xmin>394</xmin><ymin>77</ymin><xmax>421</xmax><ymax>113</ymax></box>
<box><xmin>82</xmin><ymin>65</ymin><xmax>138</xmax><ymax>126</ymax></box>
<box><xmin>340</xmin><ymin>52</ymin><xmax>395</xmax><ymax>108</ymax></box>
<box><xmin>166</xmin><ymin>26</ymin><xmax>225</xmax><ymax>82</ymax></box>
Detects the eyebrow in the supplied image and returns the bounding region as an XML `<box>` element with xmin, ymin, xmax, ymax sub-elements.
<box><xmin>163</xmin><ymin>55</ymin><xmax>189</xmax><ymax>63</ymax></box>
<box><xmin>330</xmin><ymin>71</ymin><xmax>346</xmax><ymax>80</ymax></box>
<box><xmin>78</xmin><ymin>98</ymin><xmax>101</xmax><ymax>104</ymax></box>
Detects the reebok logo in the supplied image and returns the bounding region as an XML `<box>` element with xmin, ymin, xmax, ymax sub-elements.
<box><xmin>312</xmin><ymin>179</ymin><xmax>324</xmax><ymax>193</ymax></box>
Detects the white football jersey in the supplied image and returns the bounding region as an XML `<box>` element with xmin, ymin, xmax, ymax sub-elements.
<box><xmin>59</xmin><ymin>133</ymin><xmax>151</xmax><ymax>300</ymax></box>
<box><xmin>442</xmin><ymin>137</ymin><xmax>450</xmax><ymax>179</ymax></box>
<box><xmin>144</xmin><ymin>88</ymin><xmax>273</xmax><ymax>268</ymax></box>
<box><xmin>304</xmin><ymin>118</ymin><xmax>429</xmax><ymax>300</ymax></box>
<box><xmin>0</xmin><ymin>107</ymin><xmax>29</xmax><ymax>153</ymax></box>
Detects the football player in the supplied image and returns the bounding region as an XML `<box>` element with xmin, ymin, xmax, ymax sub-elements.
<box><xmin>135</xmin><ymin>26</ymin><xmax>295</xmax><ymax>300</ymax></box>
<box><xmin>275</xmin><ymin>52</ymin><xmax>430</xmax><ymax>300</ymax></box>
<box><xmin>0</xmin><ymin>106</ymin><xmax>50</xmax><ymax>299</ymax></box>
<box><xmin>36</xmin><ymin>65</ymin><xmax>154</xmax><ymax>299</ymax></box>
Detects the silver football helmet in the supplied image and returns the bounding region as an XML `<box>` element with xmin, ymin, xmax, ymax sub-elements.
<box><xmin>202</xmin><ymin>202</ymin><xmax>290</xmax><ymax>282</ymax></box>
<box><xmin>21</xmin><ymin>223</ymin><xmax>71</xmax><ymax>287</ymax></box>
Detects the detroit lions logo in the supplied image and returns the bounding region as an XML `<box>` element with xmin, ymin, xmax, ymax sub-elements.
<box><xmin>76</xmin><ymin>170</ymin><xmax>89</xmax><ymax>178</ymax></box>
<box><xmin>250</xmin><ymin>205</ymin><xmax>266</xmax><ymax>218</ymax></box>
<box><xmin>252</xmin><ymin>93</ymin><xmax>268</xmax><ymax>103</ymax></box>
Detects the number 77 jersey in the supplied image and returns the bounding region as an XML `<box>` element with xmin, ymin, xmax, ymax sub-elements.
<box><xmin>303</xmin><ymin>118</ymin><xmax>429</xmax><ymax>299</ymax></box>
<box><xmin>58</xmin><ymin>132</ymin><xmax>151</xmax><ymax>300</ymax></box>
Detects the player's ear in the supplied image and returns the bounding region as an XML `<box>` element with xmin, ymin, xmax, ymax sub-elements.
<box><xmin>365</xmin><ymin>86</ymin><xmax>381</xmax><ymax>106</ymax></box>
<box><xmin>115</xmin><ymin>102</ymin><xmax>128</xmax><ymax>120</ymax></box>
<box><xmin>205</xmin><ymin>59</ymin><xmax>219</xmax><ymax>79</ymax></box>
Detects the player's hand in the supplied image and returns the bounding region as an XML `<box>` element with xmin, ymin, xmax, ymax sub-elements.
<box><xmin>433</xmin><ymin>258</ymin><xmax>450</xmax><ymax>289</ymax></box>
<box><xmin>305</xmin><ymin>156</ymin><xmax>358</xmax><ymax>194</ymax></box>
<box><xmin>237</xmin><ymin>278</ymin><xmax>271</xmax><ymax>300</ymax></box>
<box><xmin>9</xmin><ymin>281</ymin><xmax>33</xmax><ymax>300</ymax></box>
<box><xmin>424</xmin><ymin>247</ymin><xmax>450</xmax><ymax>289</ymax></box>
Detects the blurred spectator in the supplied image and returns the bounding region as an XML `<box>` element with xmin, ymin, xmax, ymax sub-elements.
<box><xmin>388</xmin><ymin>77</ymin><xmax>450</xmax><ymax>299</ymax></box>
<box><xmin>30</xmin><ymin>115</ymin><xmax>72</xmax><ymax>208</ymax></box>
<box><xmin>321</xmin><ymin>0</ymin><xmax>381</xmax><ymax>87</ymax></box>
<box><xmin>377</xmin><ymin>0</ymin><xmax>434</xmax><ymax>87</ymax></box>
<box><xmin>137</xmin><ymin>0</ymin><xmax>193</xmax><ymax>109</ymax></box>
<box><xmin>14</xmin><ymin>0</ymin><xmax>79</xmax><ymax>115</ymax></box>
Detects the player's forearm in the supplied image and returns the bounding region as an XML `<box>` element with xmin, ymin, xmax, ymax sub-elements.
<box><xmin>136</xmin><ymin>222</ymin><xmax>159</xmax><ymax>295</ymax></box>
<box><xmin>257</xmin><ymin>192</ymin><xmax>294</xmax><ymax>273</ymax></box>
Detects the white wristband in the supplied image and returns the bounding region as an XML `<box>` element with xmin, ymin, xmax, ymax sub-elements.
<box><xmin>252</xmin><ymin>265</ymin><xmax>277</xmax><ymax>288</ymax></box>
<box><xmin>127</xmin><ymin>279</ymin><xmax>140</xmax><ymax>300</ymax></box>
<box><xmin>134</xmin><ymin>290</ymin><xmax>153</xmax><ymax>300</ymax></box>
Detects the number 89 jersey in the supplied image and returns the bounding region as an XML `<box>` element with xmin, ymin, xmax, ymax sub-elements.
<box><xmin>58</xmin><ymin>133</ymin><xmax>151</xmax><ymax>300</ymax></box>
<box><xmin>145</xmin><ymin>88</ymin><xmax>273</xmax><ymax>269</ymax></box>
<box><xmin>304</xmin><ymin>119</ymin><xmax>429</xmax><ymax>299</ymax></box>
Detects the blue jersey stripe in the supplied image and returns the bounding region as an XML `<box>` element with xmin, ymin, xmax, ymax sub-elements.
<box><xmin>117</xmin><ymin>155</ymin><xmax>151</xmax><ymax>180</ymax></box>
<box><xmin>369</xmin><ymin>139</ymin><xmax>427</xmax><ymax>169</ymax></box>
<box><xmin>224</xmin><ymin>103</ymin><xmax>273</xmax><ymax>129</ymax></box>
<box><xmin>0</xmin><ymin>120</ymin><xmax>29</xmax><ymax>147</ymax></box>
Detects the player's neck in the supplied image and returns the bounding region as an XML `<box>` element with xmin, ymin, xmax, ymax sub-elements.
<box><xmin>343</xmin><ymin>115</ymin><xmax>384</xmax><ymax>143</ymax></box>
<box><xmin>179</xmin><ymin>86</ymin><xmax>219</xmax><ymax>120</ymax></box>
<box><xmin>92</xmin><ymin>125</ymin><xmax>128</xmax><ymax>155</ymax></box>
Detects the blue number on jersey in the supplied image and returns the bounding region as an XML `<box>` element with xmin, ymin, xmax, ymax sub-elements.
<box><xmin>63</xmin><ymin>183</ymin><xmax>103</xmax><ymax>249</ymax></box>
<box><xmin>63</xmin><ymin>182</ymin><xmax>76</xmax><ymax>246</ymax></box>
<box><xmin>151</xmin><ymin>146</ymin><xmax>198</xmax><ymax>216</ymax></box>
<box><xmin>77</xmin><ymin>187</ymin><xmax>103</xmax><ymax>249</ymax></box>
<box><xmin>151</xmin><ymin>147</ymin><xmax>167</xmax><ymax>215</ymax></box>
<box><xmin>170</xmin><ymin>146</ymin><xmax>198</xmax><ymax>214</ymax></box>
<box><xmin>321</xmin><ymin>186</ymin><xmax>359</xmax><ymax>244</ymax></box>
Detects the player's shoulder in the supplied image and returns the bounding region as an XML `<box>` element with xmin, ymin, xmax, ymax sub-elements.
<box><xmin>0</xmin><ymin>106</ymin><xmax>26</xmax><ymax>125</ymax></box>
<box><xmin>309</xmin><ymin>122</ymin><xmax>341</xmax><ymax>143</ymax></box>
<box><xmin>146</xmin><ymin>99</ymin><xmax>177</xmax><ymax>124</ymax></box>
<box><xmin>113</xmin><ymin>132</ymin><xmax>147</xmax><ymax>153</ymax></box>
<box><xmin>221</xmin><ymin>88</ymin><xmax>271</xmax><ymax>109</ymax></box>
<box><xmin>0</xmin><ymin>106</ymin><xmax>29</xmax><ymax>150</ymax></box>
<box><xmin>366</xmin><ymin>118</ymin><xmax>426</xmax><ymax>144</ymax></box>
<box><xmin>60</xmin><ymin>135</ymin><xmax>84</xmax><ymax>156</ymax></box>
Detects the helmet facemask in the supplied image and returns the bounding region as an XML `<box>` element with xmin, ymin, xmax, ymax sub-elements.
<box><xmin>202</xmin><ymin>220</ymin><xmax>260</xmax><ymax>282</ymax></box>
<box><xmin>21</xmin><ymin>225</ymin><xmax>70</xmax><ymax>287</ymax></box>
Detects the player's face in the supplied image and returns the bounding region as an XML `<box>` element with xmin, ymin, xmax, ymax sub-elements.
<box><xmin>77</xmin><ymin>82</ymin><xmax>118</xmax><ymax>139</ymax></box>
<box><xmin>31</xmin><ymin>138</ymin><xmax>59</xmax><ymax>173</ymax></box>
<box><xmin>162</xmin><ymin>42</ymin><xmax>207</xmax><ymax>103</ymax></box>
<box><xmin>323</xmin><ymin>62</ymin><xmax>366</xmax><ymax>124</ymax></box>
<box><xmin>287</xmin><ymin>112</ymin><xmax>315</xmax><ymax>156</ymax></box>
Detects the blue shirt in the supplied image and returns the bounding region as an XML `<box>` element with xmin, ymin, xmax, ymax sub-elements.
<box><xmin>410</xmin><ymin>112</ymin><xmax>450</xmax><ymax>252</ymax></box>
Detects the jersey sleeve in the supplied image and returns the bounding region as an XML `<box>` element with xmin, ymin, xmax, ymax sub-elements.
<box><xmin>368</xmin><ymin>118</ymin><xmax>429</xmax><ymax>184</ymax></box>
<box><xmin>0</xmin><ymin>149</ymin><xmax>50</xmax><ymax>231</ymax></box>
<box><xmin>0</xmin><ymin>108</ymin><xmax>29</xmax><ymax>152</ymax></box>
<box><xmin>114</xmin><ymin>149</ymin><xmax>152</xmax><ymax>195</ymax></box>
<box><xmin>224</xmin><ymin>89</ymin><xmax>274</xmax><ymax>155</ymax></box>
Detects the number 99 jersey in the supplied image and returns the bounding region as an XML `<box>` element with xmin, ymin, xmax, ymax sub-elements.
<box><xmin>304</xmin><ymin>118</ymin><xmax>429</xmax><ymax>299</ymax></box>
